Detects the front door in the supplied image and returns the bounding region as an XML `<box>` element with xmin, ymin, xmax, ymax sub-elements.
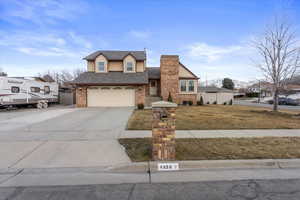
<box><xmin>150</xmin><ymin>80</ymin><xmax>157</xmax><ymax>96</ymax></box>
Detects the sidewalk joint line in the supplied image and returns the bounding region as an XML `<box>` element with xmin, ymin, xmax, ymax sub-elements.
<box><xmin>8</xmin><ymin>141</ymin><xmax>48</xmax><ymax>168</ymax></box>
<box><xmin>0</xmin><ymin>168</ymin><xmax>24</xmax><ymax>186</ymax></box>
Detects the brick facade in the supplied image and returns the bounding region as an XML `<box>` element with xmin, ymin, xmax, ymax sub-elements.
<box><xmin>160</xmin><ymin>55</ymin><xmax>179</xmax><ymax>103</ymax></box>
<box><xmin>152</xmin><ymin>102</ymin><xmax>177</xmax><ymax>161</ymax></box>
<box><xmin>135</xmin><ymin>85</ymin><xmax>146</xmax><ymax>105</ymax></box>
<box><xmin>76</xmin><ymin>87</ymin><xmax>87</xmax><ymax>107</ymax></box>
<box><xmin>178</xmin><ymin>94</ymin><xmax>197</xmax><ymax>105</ymax></box>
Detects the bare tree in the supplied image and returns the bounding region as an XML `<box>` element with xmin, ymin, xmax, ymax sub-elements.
<box><xmin>38</xmin><ymin>68</ymin><xmax>85</xmax><ymax>85</ymax></box>
<box><xmin>253</xmin><ymin>17</ymin><xmax>300</xmax><ymax>111</ymax></box>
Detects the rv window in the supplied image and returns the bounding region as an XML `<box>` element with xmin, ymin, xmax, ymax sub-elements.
<box><xmin>11</xmin><ymin>86</ymin><xmax>20</xmax><ymax>93</ymax></box>
<box><xmin>30</xmin><ymin>87</ymin><xmax>40</xmax><ymax>93</ymax></box>
<box><xmin>44</xmin><ymin>86</ymin><xmax>50</xmax><ymax>94</ymax></box>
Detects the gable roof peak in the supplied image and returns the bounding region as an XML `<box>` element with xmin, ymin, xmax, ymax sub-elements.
<box><xmin>84</xmin><ymin>50</ymin><xmax>146</xmax><ymax>61</ymax></box>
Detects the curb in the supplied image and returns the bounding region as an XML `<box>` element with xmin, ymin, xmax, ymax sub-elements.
<box><xmin>110</xmin><ymin>159</ymin><xmax>300</xmax><ymax>173</ymax></box>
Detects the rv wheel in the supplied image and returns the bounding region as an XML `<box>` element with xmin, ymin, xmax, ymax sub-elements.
<box><xmin>36</xmin><ymin>102</ymin><xmax>43</xmax><ymax>109</ymax></box>
<box><xmin>42</xmin><ymin>102</ymin><xmax>48</xmax><ymax>109</ymax></box>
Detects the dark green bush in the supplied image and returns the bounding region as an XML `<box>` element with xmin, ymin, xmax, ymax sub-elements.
<box><xmin>167</xmin><ymin>92</ymin><xmax>173</xmax><ymax>102</ymax></box>
<box><xmin>197</xmin><ymin>96</ymin><xmax>204</xmax><ymax>106</ymax></box>
<box><xmin>137</xmin><ymin>103</ymin><xmax>144</xmax><ymax>110</ymax></box>
<box><xmin>213</xmin><ymin>101</ymin><xmax>217</xmax><ymax>105</ymax></box>
<box><xmin>223</xmin><ymin>102</ymin><xmax>227</xmax><ymax>105</ymax></box>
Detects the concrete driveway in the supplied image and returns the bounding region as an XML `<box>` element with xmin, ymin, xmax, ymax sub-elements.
<box><xmin>0</xmin><ymin>107</ymin><xmax>133</xmax><ymax>170</ymax></box>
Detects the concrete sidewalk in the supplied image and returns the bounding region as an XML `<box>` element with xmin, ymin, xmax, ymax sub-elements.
<box><xmin>1</xmin><ymin>159</ymin><xmax>300</xmax><ymax>187</ymax></box>
<box><xmin>120</xmin><ymin>129</ymin><xmax>300</xmax><ymax>138</ymax></box>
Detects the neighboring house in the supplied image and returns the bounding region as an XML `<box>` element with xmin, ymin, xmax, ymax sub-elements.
<box><xmin>72</xmin><ymin>50</ymin><xmax>199</xmax><ymax>107</ymax></box>
<box><xmin>198</xmin><ymin>86</ymin><xmax>234</xmax><ymax>104</ymax></box>
<box><xmin>281</xmin><ymin>84</ymin><xmax>300</xmax><ymax>95</ymax></box>
<box><xmin>247</xmin><ymin>82</ymin><xmax>300</xmax><ymax>97</ymax></box>
<box><xmin>246</xmin><ymin>82</ymin><xmax>273</xmax><ymax>98</ymax></box>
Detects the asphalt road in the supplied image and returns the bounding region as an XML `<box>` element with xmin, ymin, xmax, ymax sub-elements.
<box><xmin>1</xmin><ymin>179</ymin><xmax>300</xmax><ymax>200</ymax></box>
<box><xmin>234</xmin><ymin>100</ymin><xmax>300</xmax><ymax>111</ymax></box>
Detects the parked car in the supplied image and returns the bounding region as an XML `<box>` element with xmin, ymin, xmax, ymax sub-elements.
<box><xmin>267</xmin><ymin>97</ymin><xmax>288</xmax><ymax>105</ymax></box>
<box><xmin>285</xmin><ymin>98</ymin><xmax>300</xmax><ymax>106</ymax></box>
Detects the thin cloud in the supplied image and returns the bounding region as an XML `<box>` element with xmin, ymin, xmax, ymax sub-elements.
<box><xmin>128</xmin><ymin>30</ymin><xmax>151</xmax><ymax>39</ymax></box>
<box><xmin>68</xmin><ymin>32</ymin><xmax>92</xmax><ymax>49</ymax></box>
<box><xmin>179</xmin><ymin>40</ymin><xmax>259</xmax><ymax>81</ymax></box>
<box><xmin>0</xmin><ymin>0</ymin><xmax>89</xmax><ymax>25</ymax></box>
<box><xmin>0</xmin><ymin>30</ymin><xmax>92</xmax><ymax>58</ymax></box>
<box><xmin>0</xmin><ymin>31</ymin><xmax>66</xmax><ymax>47</ymax></box>
<box><xmin>186</xmin><ymin>42</ymin><xmax>242</xmax><ymax>62</ymax></box>
<box><xmin>15</xmin><ymin>47</ymin><xmax>78</xmax><ymax>57</ymax></box>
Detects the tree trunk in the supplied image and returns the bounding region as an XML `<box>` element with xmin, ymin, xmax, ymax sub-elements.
<box><xmin>273</xmin><ymin>89</ymin><xmax>279</xmax><ymax>111</ymax></box>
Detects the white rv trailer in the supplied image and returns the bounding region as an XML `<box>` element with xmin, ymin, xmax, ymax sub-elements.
<box><xmin>0</xmin><ymin>76</ymin><xmax>58</xmax><ymax>108</ymax></box>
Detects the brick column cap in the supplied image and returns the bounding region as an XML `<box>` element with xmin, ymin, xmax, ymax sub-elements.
<box><xmin>152</xmin><ymin>101</ymin><xmax>178</xmax><ymax>108</ymax></box>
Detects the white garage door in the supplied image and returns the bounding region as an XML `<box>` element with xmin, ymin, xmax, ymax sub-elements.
<box><xmin>87</xmin><ymin>87</ymin><xmax>135</xmax><ymax>107</ymax></box>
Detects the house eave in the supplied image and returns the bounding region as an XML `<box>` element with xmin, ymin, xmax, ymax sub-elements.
<box><xmin>72</xmin><ymin>83</ymin><xmax>148</xmax><ymax>86</ymax></box>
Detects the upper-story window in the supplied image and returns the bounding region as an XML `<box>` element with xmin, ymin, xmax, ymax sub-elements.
<box><xmin>126</xmin><ymin>62</ymin><xmax>134</xmax><ymax>72</ymax></box>
<box><xmin>97</xmin><ymin>62</ymin><xmax>105</xmax><ymax>72</ymax></box>
<box><xmin>180</xmin><ymin>80</ymin><xmax>195</xmax><ymax>92</ymax></box>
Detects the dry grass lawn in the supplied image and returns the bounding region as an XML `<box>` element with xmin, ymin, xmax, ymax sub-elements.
<box><xmin>127</xmin><ymin>105</ymin><xmax>300</xmax><ymax>130</ymax></box>
<box><xmin>119</xmin><ymin>137</ymin><xmax>300</xmax><ymax>162</ymax></box>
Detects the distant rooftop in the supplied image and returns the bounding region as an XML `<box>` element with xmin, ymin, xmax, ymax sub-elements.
<box><xmin>198</xmin><ymin>86</ymin><xmax>233</xmax><ymax>93</ymax></box>
<box><xmin>146</xmin><ymin>67</ymin><xmax>160</xmax><ymax>79</ymax></box>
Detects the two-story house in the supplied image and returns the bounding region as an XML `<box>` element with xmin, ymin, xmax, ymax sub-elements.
<box><xmin>72</xmin><ymin>50</ymin><xmax>199</xmax><ymax>107</ymax></box>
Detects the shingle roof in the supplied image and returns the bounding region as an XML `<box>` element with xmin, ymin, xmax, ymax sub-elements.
<box><xmin>198</xmin><ymin>86</ymin><xmax>233</xmax><ymax>93</ymax></box>
<box><xmin>72</xmin><ymin>72</ymin><xmax>148</xmax><ymax>85</ymax></box>
<box><xmin>84</xmin><ymin>50</ymin><xmax>146</xmax><ymax>61</ymax></box>
<box><xmin>147</xmin><ymin>67</ymin><xmax>160</xmax><ymax>79</ymax></box>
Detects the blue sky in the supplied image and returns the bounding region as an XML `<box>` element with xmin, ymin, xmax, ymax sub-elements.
<box><xmin>0</xmin><ymin>0</ymin><xmax>299</xmax><ymax>81</ymax></box>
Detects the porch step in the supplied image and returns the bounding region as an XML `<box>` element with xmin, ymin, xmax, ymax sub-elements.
<box><xmin>145</xmin><ymin>96</ymin><xmax>162</xmax><ymax>107</ymax></box>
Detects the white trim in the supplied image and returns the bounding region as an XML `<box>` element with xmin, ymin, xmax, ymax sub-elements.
<box><xmin>124</xmin><ymin>61</ymin><xmax>135</xmax><ymax>73</ymax></box>
<box><xmin>123</xmin><ymin>55</ymin><xmax>136</xmax><ymax>73</ymax></box>
<box><xmin>96</xmin><ymin>61</ymin><xmax>107</xmax><ymax>73</ymax></box>
<box><xmin>179</xmin><ymin>80</ymin><xmax>197</xmax><ymax>94</ymax></box>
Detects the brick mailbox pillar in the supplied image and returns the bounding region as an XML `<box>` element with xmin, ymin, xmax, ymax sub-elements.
<box><xmin>152</xmin><ymin>101</ymin><xmax>177</xmax><ymax>161</ymax></box>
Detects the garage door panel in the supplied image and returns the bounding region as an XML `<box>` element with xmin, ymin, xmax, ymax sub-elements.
<box><xmin>87</xmin><ymin>88</ymin><xmax>135</xmax><ymax>107</ymax></box>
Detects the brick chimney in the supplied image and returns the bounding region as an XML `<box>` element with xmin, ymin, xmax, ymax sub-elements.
<box><xmin>160</xmin><ymin>55</ymin><xmax>179</xmax><ymax>103</ymax></box>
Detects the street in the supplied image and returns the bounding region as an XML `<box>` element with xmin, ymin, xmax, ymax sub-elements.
<box><xmin>1</xmin><ymin>179</ymin><xmax>300</xmax><ymax>200</ymax></box>
<box><xmin>235</xmin><ymin>100</ymin><xmax>300</xmax><ymax>111</ymax></box>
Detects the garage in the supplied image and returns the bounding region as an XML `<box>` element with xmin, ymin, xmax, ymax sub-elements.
<box><xmin>198</xmin><ymin>86</ymin><xmax>234</xmax><ymax>104</ymax></box>
<box><xmin>87</xmin><ymin>87</ymin><xmax>135</xmax><ymax>107</ymax></box>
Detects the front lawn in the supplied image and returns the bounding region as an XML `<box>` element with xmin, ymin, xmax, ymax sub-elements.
<box><xmin>119</xmin><ymin>137</ymin><xmax>300</xmax><ymax>162</ymax></box>
<box><xmin>127</xmin><ymin>105</ymin><xmax>300</xmax><ymax>130</ymax></box>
